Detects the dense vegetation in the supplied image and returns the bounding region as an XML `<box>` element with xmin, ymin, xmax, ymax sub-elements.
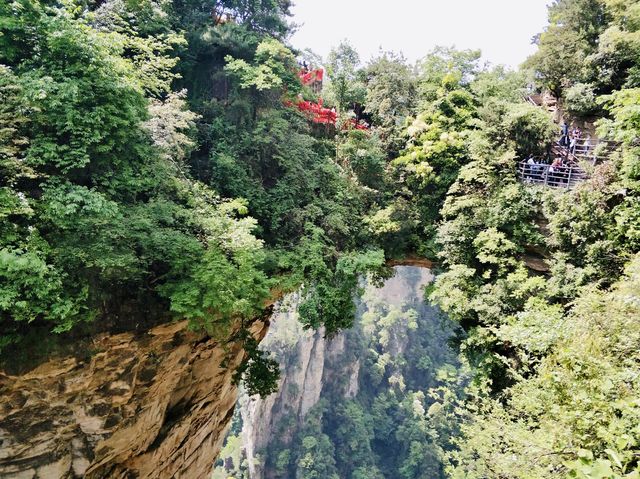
<box><xmin>214</xmin><ymin>0</ymin><xmax>640</xmax><ymax>472</ymax></box>
<box><xmin>2</xmin><ymin>0</ymin><xmax>640</xmax><ymax>476</ymax></box>
<box><xmin>0</xmin><ymin>0</ymin><xmax>386</xmax><ymax>378</ymax></box>
<box><xmin>426</xmin><ymin>2</ymin><xmax>640</xmax><ymax>476</ymax></box>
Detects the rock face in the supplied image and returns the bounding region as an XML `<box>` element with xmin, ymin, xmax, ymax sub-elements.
<box><xmin>0</xmin><ymin>318</ymin><xmax>268</xmax><ymax>479</ymax></box>
<box><xmin>240</xmin><ymin>295</ymin><xmax>330</xmax><ymax>479</ymax></box>
<box><xmin>227</xmin><ymin>267</ymin><xmax>435</xmax><ymax>479</ymax></box>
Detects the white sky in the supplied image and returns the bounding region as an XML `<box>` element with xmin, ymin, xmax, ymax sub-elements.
<box><xmin>288</xmin><ymin>0</ymin><xmax>551</xmax><ymax>69</ymax></box>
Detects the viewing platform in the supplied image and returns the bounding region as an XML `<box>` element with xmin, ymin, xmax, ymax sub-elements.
<box><xmin>519</xmin><ymin>94</ymin><xmax>619</xmax><ymax>189</ymax></box>
<box><xmin>517</xmin><ymin>139</ymin><xmax>618</xmax><ymax>189</ymax></box>
<box><xmin>517</xmin><ymin>160</ymin><xmax>587</xmax><ymax>189</ymax></box>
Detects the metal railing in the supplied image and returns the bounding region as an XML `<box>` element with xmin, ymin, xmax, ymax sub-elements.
<box><xmin>552</xmin><ymin>139</ymin><xmax>619</xmax><ymax>169</ymax></box>
<box><xmin>517</xmin><ymin>161</ymin><xmax>588</xmax><ymax>189</ymax></box>
<box><xmin>518</xmin><ymin>94</ymin><xmax>622</xmax><ymax>189</ymax></box>
<box><xmin>566</xmin><ymin>140</ymin><xmax>619</xmax><ymax>165</ymax></box>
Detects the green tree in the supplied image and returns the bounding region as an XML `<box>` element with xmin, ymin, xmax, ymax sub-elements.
<box><xmin>445</xmin><ymin>257</ymin><xmax>640</xmax><ymax>478</ymax></box>
<box><xmin>525</xmin><ymin>0</ymin><xmax>607</xmax><ymax>95</ymax></box>
<box><xmin>0</xmin><ymin>0</ymin><xmax>274</xmax><ymax>376</ymax></box>
<box><xmin>364</xmin><ymin>51</ymin><xmax>417</xmax><ymax>155</ymax></box>
<box><xmin>417</xmin><ymin>47</ymin><xmax>481</xmax><ymax>105</ymax></box>
<box><xmin>325</xmin><ymin>41</ymin><xmax>366</xmax><ymax>112</ymax></box>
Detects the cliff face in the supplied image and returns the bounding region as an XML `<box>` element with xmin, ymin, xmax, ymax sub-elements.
<box><xmin>227</xmin><ymin>294</ymin><xmax>362</xmax><ymax>479</ymax></box>
<box><xmin>221</xmin><ymin>266</ymin><xmax>437</xmax><ymax>479</ymax></box>
<box><xmin>0</xmin><ymin>318</ymin><xmax>268</xmax><ymax>479</ymax></box>
<box><xmin>240</xmin><ymin>295</ymin><xmax>331</xmax><ymax>479</ymax></box>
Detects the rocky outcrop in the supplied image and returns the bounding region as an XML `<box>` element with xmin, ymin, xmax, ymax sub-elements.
<box><xmin>0</xmin><ymin>318</ymin><xmax>269</xmax><ymax>479</ymax></box>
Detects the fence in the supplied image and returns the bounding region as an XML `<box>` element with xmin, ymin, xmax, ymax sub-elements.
<box><xmin>517</xmin><ymin>161</ymin><xmax>588</xmax><ymax>189</ymax></box>
<box><xmin>567</xmin><ymin>139</ymin><xmax>619</xmax><ymax>165</ymax></box>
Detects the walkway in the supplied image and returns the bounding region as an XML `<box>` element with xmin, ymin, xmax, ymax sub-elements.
<box><xmin>517</xmin><ymin>161</ymin><xmax>587</xmax><ymax>189</ymax></box>
<box><xmin>519</xmin><ymin>94</ymin><xmax>619</xmax><ymax>189</ymax></box>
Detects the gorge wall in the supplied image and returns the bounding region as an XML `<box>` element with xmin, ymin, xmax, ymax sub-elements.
<box><xmin>238</xmin><ymin>296</ymin><xmax>362</xmax><ymax>479</ymax></box>
<box><xmin>0</xmin><ymin>318</ymin><xmax>269</xmax><ymax>479</ymax></box>
<box><xmin>215</xmin><ymin>266</ymin><xmax>460</xmax><ymax>479</ymax></box>
<box><xmin>0</xmin><ymin>267</ymin><xmax>455</xmax><ymax>479</ymax></box>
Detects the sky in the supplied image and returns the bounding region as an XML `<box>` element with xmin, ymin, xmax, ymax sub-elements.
<box><xmin>288</xmin><ymin>0</ymin><xmax>551</xmax><ymax>69</ymax></box>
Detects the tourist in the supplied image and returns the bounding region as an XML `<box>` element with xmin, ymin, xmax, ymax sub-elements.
<box><xmin>559</xmin><ymin>134</ymin><xmax>567</xmax><ymax>148</ymax></box>
<box><xmin>570</xmin><ymin>135</ymin><xmax>577</xmax><ymax>155</ymax></box>
<box><xmin>573</xmin><ymin>126</ymin><xmax>582</xmax><ymax>139</ymax></box>
<box><xmin>525</xmin><ymin>157</ymin><xmax>536</xmax><ymax>180</ymax></box>
<box><xmin>528</xmin><ymin>157</ymin><xmax>544</xmax><ymax>181</ymax></box>
<box><xmin>582</xmin><ymin>134</ymin><xmax>592</xmax><ymax>154</ymax></box>
<box><xmin>559</xmin><ymin>122</ymin><xmax>570</xmax><ymax>148</ymax></box>
<box><xmin>549</xmin><ymin>157</ymin><xmax>563</xmax><ymax>186</ymax></box>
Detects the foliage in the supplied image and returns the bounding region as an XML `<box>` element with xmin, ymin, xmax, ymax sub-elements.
<box><xmin>525</xmin><ymin>0</ymin><xmax>607</xmax><ymax>95</ymax></box>
<box><xmin>5</xmin><ymin>0</ymin><xmax>640</xmax><ymax>471</ymax></box>
<box><xmin>498</xmin><ymin>102</ymin><xmax>557</xmax><ymax>158</ymax></box>
<box><xmin>526</xmin><ymin>0</ymin><xmax>640</xmax><ymax>96</ymax></box>
<box><xmin>219</xmin><ymin>269</ymin><xmax>462</xmax><ymax>479</ymax></box>
<box><xmin>389</xmin><ymin>79</ymin><xmax>477</xmax><ymax>257</ymax></box>
<box><xmin>594</xmin><ymin>0</ymin><xmax>640</xmax><ymax>89</ymax></box>
<box><xmin>363</xmin><ymin>51</ymin><xmax>417</xmax><ymax>155</ymax></box>
<box><xmin>417</xmin><ymin>47</ymin><xmax>481</xmax><ymax>105</ymax></box>
<box><xmin>336</xmin><ymin>129</ymin><xmax>386</xmax><ymax>189</ymax></box>
<box><xmin>0</xmin><ymin>0</ymin><xmax>389</xmax><ymax>374</ymax></box>
<box><xmin>0</xmin><ymin>0</ymin><xmax>284</xmax><ymax>402</ymax></box>
<box><xmin>292</xmin><ymin>235</ymin><xmax>386</xmax><ymax>335</ymax></box>
<box><xmin>444</xmin><ymin>257</ymin><xmax>640</xmax><ymax>478</ymax></box>
<box><xmin>565</xmin><ymin>82</ymin><xmax>600</xmax><ymax>116</ymax></box>
<box><xmin>224</xmin><ymin>38</ymin><xmax>300</xmax><ymax>93</ymax></box>
<box><xmin>426</xmin><ymin>3</ymin><xmax>640</xmax><ymax>476</ymax></box>
<box><xmin>233</xmin><ymin>333</ymin><xmax>280</xmax><ymax>397</ymax></box>
<box><xmin>325</xmin><ymin>41</ymin><xmax>366</xmax><ymax>112</ymax></box>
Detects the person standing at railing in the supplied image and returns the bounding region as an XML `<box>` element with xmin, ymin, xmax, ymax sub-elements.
<box><xmin>526</xmin><ymin>157</ymin><xmax>535</xmax><ymax>178</ymax></box>
<box><xmin>572</xmin><ymin>126</ymin><xmax>580</xmax><ymax>137</ymax></box>
<box><xmin>549</xmin><ymin>157</ymin><xmax>563</xmax><ymax>186</ymax></box>
<box><xmin>560</xmin><ymin>121</ymin><xmax>570</xmax><ymax>148</ymax></box>
<box><xmin>582</xmin><ymin>134</ymin><xmax>592</xmax><ymax>155</ymax></box>
<box><xmin>560</xmin><ymin>162</ymin><xmax>570</xmax><ymax>186</ymax></box>
<box><xmin>533</xmin><ymin>160</ymin><xmax>544</xmax><ymax>180</ymax></box>
<box><xmin>571</xmin><ymin>128</ymin><xmax>582</xmax><ymax>155</ymax></box>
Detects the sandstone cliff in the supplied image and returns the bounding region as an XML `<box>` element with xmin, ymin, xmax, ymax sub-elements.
<box><xmin>239</xmin><ymin>296</ymin><xmax>342</xmax><ymax>479</ymax></box>
<box><xmin>221</xmin><ymin>266</ymin><xmax>434</xmax><ymax>479</ymax></box>
<box><xmin>0</xmin><ymin>318</ymin><xmax>268</xmax><ymax>479</ymax></box>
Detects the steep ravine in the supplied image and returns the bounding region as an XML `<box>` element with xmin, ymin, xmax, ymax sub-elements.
<box><xmin>0</xmin><ymin>317</ymin><xmax>269</xmax><ymax>479</ymax></box>
<box><xmin>0</xmin><ymin>267</ymin><xmax>452</xmax><ymax>479</ymax></box>
<box><xmin>215</xmin><ymin>266</ymin><xmax>460</xmax><ymax>478</ymax></box>
<box><xmin>237</xmin><ymin>307</ymin><xmax>363</xmax><ymax>479</ymax></box>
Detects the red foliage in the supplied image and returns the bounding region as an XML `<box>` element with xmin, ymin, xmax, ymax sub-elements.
<box><xmin>285</xmin><ymin>68</ymin><xmax>368</xmax><ymax>130</ymax></box>
<box><xmin>296</xmin><ymin>97</ymin><xmax>337</xmax><ymax>124</ymax></box>
<box><xmin>298</xmin><ymin>68</ymin><xmax>324</xmax><ymax>85</ymax></box>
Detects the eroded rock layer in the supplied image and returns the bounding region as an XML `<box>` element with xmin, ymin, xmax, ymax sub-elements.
<box><xmin>0</xmin><ymin>318</ymin><xmax>268</xmax><ymax>479</ymax></box>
